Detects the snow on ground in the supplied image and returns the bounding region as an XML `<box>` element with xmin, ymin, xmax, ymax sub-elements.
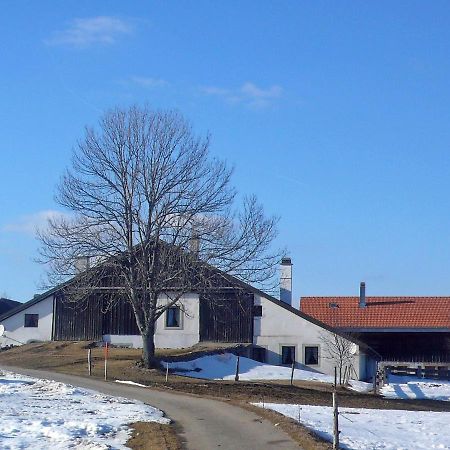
<box><xmin>381</xmin><ymin>374</ymin><xmax>450</xmax><ymax>402</ymax></box>
<box><xmin>0</xmin><ymin>370</ymin><xmax>169</xmax><ymax>450</ymax></box>
<box><xmin>115</xmin><ymin>380</ymin><xmax>147</xmax><ymax>388</ymax></box>
<box><xmin>254</xmin><ymin>402</ymin><xmax>450</xmax><ymax>450</ymax></box>
<box><xmin>166</xmin><ymin>352</ymin><xmax>372</xmax><ymax>392</ymax></box>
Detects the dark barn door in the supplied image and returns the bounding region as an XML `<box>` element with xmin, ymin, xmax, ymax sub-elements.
<box><xmin>53</xmin><ymin>294</ymin><xmax>103</xmax><ymax>341</ymax></box>
<box><xmin>199</xmin><ymin>292</ymin><xmax>254</xmax><ymax>343</ymax></box>
<box><xmin>102</xmin><ymin>298</ymin><xmax>140</xmax><ymax>335</ymax></box>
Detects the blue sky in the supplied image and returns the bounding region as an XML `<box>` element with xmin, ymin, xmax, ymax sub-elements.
<box><xmin>2</xmin><ymin>1</ymin><xmax>450</xmax><ymax>302</ymax></box>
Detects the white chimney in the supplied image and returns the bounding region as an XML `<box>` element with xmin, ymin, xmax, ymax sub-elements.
<box><xmin>189</xmin><ymin>233</ymin><xmax>200</xmax><ymax>258</ymax></box>
<box><xmin>280</xmin><ymin>257</ymin><xmax>293</xmax><ymax>306</ymax></box>
<box><xmin>74</xmin><ymin>256</ymin><xmax>90</xmax><ymax>274</ymax></box>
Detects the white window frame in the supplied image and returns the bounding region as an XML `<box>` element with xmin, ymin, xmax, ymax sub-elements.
<box><xmin>164</xmin><ymin>306</ymin><xmax>183</xmax><ymax>330</ymax></box>
<box><xmin>303</xmin><ymin>344</ymin><xmax>320</xmax><ymax>367</ymax></box>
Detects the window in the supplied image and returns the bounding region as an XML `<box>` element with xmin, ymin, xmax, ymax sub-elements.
<box><xmin>252</xmin><ymin>347</ymin><xmax>266</xmax><ymax>363</ymax></box>
<box><xmin>304</xmin><ymin>346</ymin><xmax>319</xmax><ymax>365</ymax></box>
<box><xmin>252</xmin><ymin>305</ymin><xmax>263</xmax><ymax>317</ymax></box>
<box><xmin>24</xmin><ymin>314</ymin><xmax>39</xmax><ymax>328</ymax></box>
<box><xmin>281</xmin><ymin>345</ymin><xmax>296</xmax><ymax>365</ymax></box>
<box><xmin>165</xmin><ymin>306</ymin><xmax>181</xmax><ymax>328</ymax></box>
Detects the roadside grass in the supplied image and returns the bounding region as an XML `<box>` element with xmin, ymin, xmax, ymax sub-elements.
<box><xmin>1</xmin><ymin>342</ymin><xmax>449</xmax><ymax>449</ymax></box>
<box><xmin>127</xmin><ymin>422</ymin><xmax>182</xmax><ymax>450</ymax></box>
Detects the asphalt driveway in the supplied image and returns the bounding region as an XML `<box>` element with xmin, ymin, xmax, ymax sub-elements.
<box><xmin>1</xmin><ymin>366</ymin><xmax>300</xmax><ymax>450</ymax></box>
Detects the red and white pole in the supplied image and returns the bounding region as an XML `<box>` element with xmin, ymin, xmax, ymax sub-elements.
<box><xmin>104</xmin><ymin>342</ymin><xmax>109</xmax><ymax>381</ymax></box>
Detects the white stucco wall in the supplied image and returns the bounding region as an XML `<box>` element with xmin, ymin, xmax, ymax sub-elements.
<box><xmin>0</xmin><ymin>295</ymin><xmax>54</xmax><ymax>347</ymax></box>
<box><xmin>254</xmin><ymin>294</ymin><xmax>361</xmax><ymax>378</ymax></box>
<box><xmin>104</xmin><ymin>292</ymin><xmax>200</xmax><ymax>349</ymax></box>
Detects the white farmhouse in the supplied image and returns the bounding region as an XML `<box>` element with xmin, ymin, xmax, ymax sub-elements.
<box><xmin>0</xmin><ymin>258</ymin><xmax>377</xmax><ymax>380</ymax></box>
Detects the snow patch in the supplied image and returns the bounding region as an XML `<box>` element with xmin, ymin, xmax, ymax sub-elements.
<box><xmin>166</xmin><ymin>353</ymin><xmax>372</xmax><ymax>392</ymax></box>
<box><xmin>115</xmin><ymin>380</ymin><xmax>147</xmax><ymax>388</ymax></box>
<box><xmin>381</xmin><ymin>375</ymin><xmax>450</xmax><ymax>402</ymax></box>
<box><xmin>254</xmin><ymin>402</ymin><xmax>450</xmax><ymax>450</ymax></box>
<box><xmin>0</xmin><ymin>371</ymin><xmax>169</xmax><ymax>449</ymax></box>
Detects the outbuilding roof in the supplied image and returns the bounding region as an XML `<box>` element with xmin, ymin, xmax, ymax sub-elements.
<box><xmin>0</xmin><ymin>298</ymin><xmax>21</xmax><ymax>316</ymax></box>
<box><xmin>300</xmin><ymin>296</ymin><xmax>450</xmax><ymax>330</ymax></box>
<box><xmin>0</xmin><ymin>285</ymin><xmax>65</xmax><ymax>322</ymax></box>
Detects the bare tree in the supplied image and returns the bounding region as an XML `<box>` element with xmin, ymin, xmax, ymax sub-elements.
<box><xmin>38</xmin><ymin>106</ymin><xmax>282</xmax><ymax>368</ymax></box>
<box><xmin>320</xmin><ymin>331</ymin><xmax>357</xmax><ymax>385</ymax></box>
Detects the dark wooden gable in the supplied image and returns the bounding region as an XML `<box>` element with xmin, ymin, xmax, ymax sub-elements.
<box><xmin>199</xmin><ymin>291</ymin><xmax>254</xmax><ymax>343</ymax></box>
<box><xmin>53</xmin><ymin>293</ymin><xmax>103</xmax><ymax>341</ymax></box>
<box><xmin>54</xmin><ymin>290</ymin><xmax>254</xmax><ymax>343</ymax></box>
<box><xmin>53</xmin><ymin>294</ymin><xmax>140</xmax><ymax>341</ymax></box>
<box><xmin>102</xmin><ymin>298</ymin><xmax>140</xmax><ymax>335</ymax></box>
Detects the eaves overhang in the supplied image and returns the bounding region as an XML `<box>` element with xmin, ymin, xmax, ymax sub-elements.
<box><xmin>340</xmin><ymin>327</ymin><xmax>450</xmax><ymax>333</ymax></box>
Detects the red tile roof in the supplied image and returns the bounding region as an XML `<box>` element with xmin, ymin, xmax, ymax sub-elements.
<box><xmin>300</xmin><ymin>297</ymin><xmax>450</xmax><ymax>329</ymax></box>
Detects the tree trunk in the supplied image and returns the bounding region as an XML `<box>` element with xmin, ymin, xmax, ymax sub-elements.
<box><xmin>141</xmin><ymin>331</ymin><xmax>159</xmax><ymax>369</ymax></box>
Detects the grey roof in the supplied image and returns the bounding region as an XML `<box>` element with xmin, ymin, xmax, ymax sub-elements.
<box><xmin>0</xmin><ymin>284</ymin><xmax>65</xmax><ymax>321</ymax></box>
<box><xmin>0</xmin><ymin>298</ymin><xmax>21</xmax><ymax>316</ymax></box>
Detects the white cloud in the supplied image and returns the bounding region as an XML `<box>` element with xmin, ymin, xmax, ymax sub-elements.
<box><xmin>1</xmin><ymin>210</ymin><xmax>69</xmax><ymax>236</ymax></box>
<box><xmin>241</xmin><ymin>82</ymin><xmax>283</xmax><ymax>100</ymax></box>
<box><xmin>45</xmin><ymin>16</ymin><xmax>133</xmax><ymax>48</ymax></box>
<box><xmin>130</xmin><ymin>76</ymin><xmax>169</xmax><ymax>88</ymax></box>
<box><xmin>201</xmin><ymin>86</ymin><xmax>231</xmax><ymax>96</ymax></box>
<box><xmin>200</xmin><ymin>82</ymin><xmax>283</xmax><ymax>108</ymax></box>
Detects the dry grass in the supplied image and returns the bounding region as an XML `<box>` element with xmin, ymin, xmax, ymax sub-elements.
<box><xmin>127</xmin><ymin>422</ymin><xmax>182</xmax><ymax>450</ymax></box>
<box><xmin>2</xmin><ymin>342</ymin><xmax>449</xmax><ymax>412</ymax></box>
<box><xmin>1</xmin><ymin>342</ymin><xmax>449</xmax><ymax>450</ymax></box>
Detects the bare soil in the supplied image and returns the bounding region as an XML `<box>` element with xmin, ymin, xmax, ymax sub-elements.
<box><xmin>0</xmin><ymin>341</ymin><xmax>449</xmax><ymax>450</ymax></box>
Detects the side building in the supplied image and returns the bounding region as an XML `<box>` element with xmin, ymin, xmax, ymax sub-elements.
<box><xmin>300</xmin><ymin>282</ymin><xmax>450</xmax><ymax>362</ymax></box>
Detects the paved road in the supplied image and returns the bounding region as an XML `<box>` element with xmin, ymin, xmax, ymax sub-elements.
<box><xmin>1</xmin><ymin>366</ymin><xmax>300</xmax><ymax>450</ymax></box>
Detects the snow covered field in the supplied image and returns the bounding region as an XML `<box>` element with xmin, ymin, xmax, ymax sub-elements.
<box><xmin>0</xmin><ymin>370</ymin><xmax>169</xmax><ymax>449</ymax></box>
<box><xmin>381</xmin><ymin>375</ymin><xmax>450</xmax><ymax>402</ymax></box>
<box><xmin>255</xmin><ymin>402</ymin><xmax>450</xmax><ymax>450</ymax></box>
<box><xmin>167</xmin><ymin>352</ymin><xmax>372</xmax><ymax>392</ymax></box>
<box><xmin>168</xmin><ymin>353</ymin><xmax>450</xmax><ymax>403</ymax></box>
